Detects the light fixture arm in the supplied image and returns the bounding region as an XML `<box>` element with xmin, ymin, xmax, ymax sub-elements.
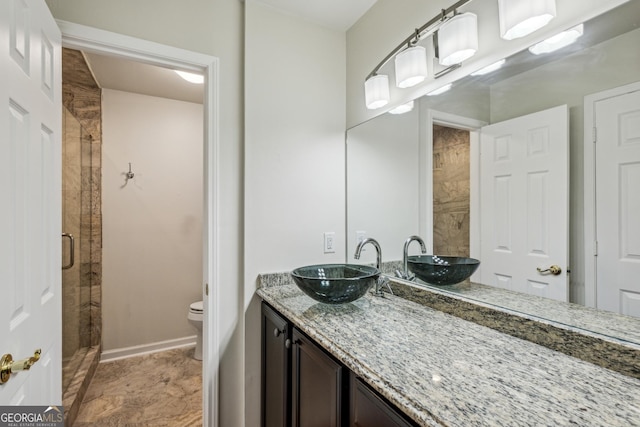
<box><xmin>365</xmin><ymin>0</ymin><xmax>475</xmax><ymax>80</ymax></box>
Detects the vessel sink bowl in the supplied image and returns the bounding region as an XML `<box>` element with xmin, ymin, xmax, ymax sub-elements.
<box><xmin>407</xmin><ymin>255</ymin><xmax>480</xmax><ymax>286</ymax></box>
<box><xmin>291</xmin><ymin>264</ymin><xmax>380</xmax><ymax>304</ymax></box>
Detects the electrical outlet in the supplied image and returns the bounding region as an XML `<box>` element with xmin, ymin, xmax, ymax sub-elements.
<box><xmin>324</xmin><ymin>232</ymin><xmax>336</xmax><ymax>254</ymax></box>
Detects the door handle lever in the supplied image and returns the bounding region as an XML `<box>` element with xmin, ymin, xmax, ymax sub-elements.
<box><xmin>537</xmin><ymin>265</ymin><xmax>562</xmax><ymax>275</ymax></box>
<box><xmin>0</xmin><ymin>349</ymin><xmax>41</xmax><ymax>384</ymax></box>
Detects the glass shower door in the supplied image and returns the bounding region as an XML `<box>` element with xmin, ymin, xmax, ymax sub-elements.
<box><xmin>61</xmin><ymin>107</ymin><xmax>92</xmax><ymax>392</ymax></box>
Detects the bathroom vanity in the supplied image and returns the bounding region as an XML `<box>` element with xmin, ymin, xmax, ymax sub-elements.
<box><xmin>262</xmin><ymin>302</ymin><xmax>415</xmax><ymax>427</ymax></box>
<box><xmin>257</xmin><ymin>274</ymin><xmax>640</xmax><ymax>427</ymax></box>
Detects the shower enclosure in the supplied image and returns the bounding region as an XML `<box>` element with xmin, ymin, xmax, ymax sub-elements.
<box><xmin>61</xmin><ymin>106</ymin><xmax>101</xmax><ymax>427</ymax></box>
<box><xmin>61</xmin><ymin>107</ymin><xmax>94</xmax><ymax>389</ymax></box>
<box><xmin>61</xmin><ymin>47</ymin><xmax>103</xmax><ymax>426</ymax></box>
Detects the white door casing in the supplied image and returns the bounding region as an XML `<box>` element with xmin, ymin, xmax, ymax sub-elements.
<box><xmin>594</xmin><ymin>89</ymin><xmax>640</xmax><ymax>317</ymax></box>
<box><xmin>57</xmin><ymin>21</ymin><xmax>221</xmax><ymax>426</ymax></box>
<box><xmin>479</xmin><ymin>105</ymin><xmax>570</xmax><ymax>302</ymax></box>
<box><xmin>0</xmin><ymin>0</ymin><xmax>62</xmax><ymax>404</ymax></box>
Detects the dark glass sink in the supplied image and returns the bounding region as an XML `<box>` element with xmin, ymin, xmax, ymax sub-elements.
<box><xmin>291</xmin><ymin>264</ymin><xmax>380</xmax><ymax>304</ymax></box>
<box><xmin>407</xmin><ymin>255</ymin><xmax>480</xmax><ymax>286</ymax></box>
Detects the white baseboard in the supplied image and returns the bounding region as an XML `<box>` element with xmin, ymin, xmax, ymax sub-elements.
<box><xmin>100</xmin><ymin>336</ymin><xmax>197</xmax><ymax>362</ymax></box>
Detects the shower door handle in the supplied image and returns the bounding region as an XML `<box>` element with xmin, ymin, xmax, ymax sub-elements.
<box><xmin>62</xmin><ymin>233</ymin><xmax>75</xmax><ymax>270</ymax></box>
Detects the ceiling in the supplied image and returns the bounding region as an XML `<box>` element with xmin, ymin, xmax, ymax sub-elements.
<box><xmin>84</xmin><ymin>52</ymin><xmax>205</xmax><ymax>104</ymax></box>
<box><xmin>256</xmin><ymin>0</ymin><xmax>378</xmax><ymax>32</ymax></box>
<box><xmin>84</xmin><ymin>0</ymin><xmax>377</xmax><ymax>104</ymax></box>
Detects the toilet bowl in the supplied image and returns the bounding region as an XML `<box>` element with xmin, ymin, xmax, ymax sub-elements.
<box><xmin>187</xmin><ymin>301</ymin><xmax>203</xmax><ymax>360</ymax></box>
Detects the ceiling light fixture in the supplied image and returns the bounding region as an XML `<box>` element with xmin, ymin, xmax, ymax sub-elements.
<box><xmin>389</xmin><ymin>100</ymin><xmax>415</xmax><ymax>115</ymax></box>
<box><xmin>528</xmin><ymin>24</ymin><xmax>584</xmax><ymax>55</ymax></box>
<box><xmin>395</xmin><ymin>46</ymin><xmax>428</xmax><ymax>88</ymax></box>
<box><xmin>364</xmin><ymin>74</ymin><xmax>390</xmax><ymax>109</ymax></box>
<box><xmin>427</xmin><ymin>83</ymin><xmax>453</xmax><ymax>96</ymax></box>
<box><xmin>498</xmin><ymin>0</ymin><xmax>556</xmax><ymax>40</ymax></box>
<box><xmin>470</xmin><ymin>59</ymin><xmax>506</xmax><ymax>76</ymax></box>
<box><xmin>175</xmin><ymin>70</ymin><xmax>204</xmax><ymax>84</ymax></box>
<box><xmin>438</xmin><ymin>12</ymin><xmax>479</xmax><ymax>66</ymax></box>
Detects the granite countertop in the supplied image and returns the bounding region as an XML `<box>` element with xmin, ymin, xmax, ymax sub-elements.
<box><xmin>257</xmin><ymin>276</ymin><xmax>640</xmax><ymax>427</ymax></box>
<box><xmin>378</xmin><ymin>261</ymin><xmax>640</xmax><ymax>349</ymax></box>
<box><xmin>411</xmin><ymin>279</ymin><xmax>640</xmax><ymax>347</ymax></box>
<box><xmin>388</xmin><ymin>280</ymin><xmax>640</xmax><ymax>379</ymax></box>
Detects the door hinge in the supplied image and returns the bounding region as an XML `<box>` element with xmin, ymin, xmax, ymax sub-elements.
<box><xmin>205</xmin><ymin>283</ymin><xmax>209</xmax><ymax>296</ymax></box>
<box><xmin>593</xmin><ymin>126</ymin><xmax>597</xmax><ymax>143</ymax></box>
<box><xmin>594</xmin><ymin>241</ymin><xmax>598</xmax><ymax>256</ymax></box>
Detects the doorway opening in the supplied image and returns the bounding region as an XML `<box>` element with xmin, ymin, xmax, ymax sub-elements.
<box><xmin>432</xmin><ymin>124</ymin><xmax>471</xmax><ymax>258</ymax></box>
<box><xmin>59</xmin><ymin>21</ymin><xmax>220</xmax><ymax>427</ymax></box>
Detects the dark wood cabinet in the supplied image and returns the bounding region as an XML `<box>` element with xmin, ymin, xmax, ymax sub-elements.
<box><xmin>262</xmin><ymin>303</ymin><xmax>291</xmax><ymax>427</ymax></box>
<box><xmin>291</xmin><ymin>328</ymin><xmax>346</xmax><ymax>427</ymax></box>
<box><xmin>350</xmin><ymin>372</ymin><xmax>416</xmax><ymax>427</ymax></box>
<box><xmin>262</xmin><ymin>303</ymin><xmax>414</xmax><ymax>427</ymax></box>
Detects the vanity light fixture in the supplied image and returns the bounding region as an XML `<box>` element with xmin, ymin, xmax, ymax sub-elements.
<box><xmin>174</xmin><ymin>70</ymin><xmax>204</xmax><ymax>84</ymax></box>
<box><xmin>364</xmin><ymin>74</ymin><xmax>391</xmax><ymax>109</ymax></box>
<box><xmin>388</xmin><ymin>100</ymin><xmax>415</xmax><ymax>115</ymax></box>
<box><xmin>426</xmin><ymin>83</ymin><xmax>452</xmax><ymax>96</ymax></box>
<box><xmin>395</xmin><ymin>46</ymin><xmax>428</xmax><ymax>88</ymax></box>
<box><xmin>498</xmin><ymin>0</ymin><xmax>556</xmax><ymax>40</ymax></box>
<box><xmin>363</xmin><ymin>0</ymin><xmax>558</xmax><ymax>109</ymax></box>
<box><xmin>363</xmin><ymin>0</ymin><xmax>474</xmax><ymax>109</ymax></box>
<box><xmin>437</xmin><ymin>12</ymin><xmax>479</xmax><ymax>66</ymax></box>
<box><xmin>470</xmin><ymin>58</ymin><xmax>506</xmax><ymax>76</ymax></box>
<box><xmin>528</xmin><ymin>24</ymin><xmax>584</xmax><ymax>55</ymax></box>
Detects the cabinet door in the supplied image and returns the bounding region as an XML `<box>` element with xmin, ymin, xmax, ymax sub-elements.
<box><xmin>292</xmin><ymin>328</ymin><xmax>345</xmax><ymax>427</ymax></box>
<box><xmin>262</xmin><ymin>303</ymin><xmax>291</xmax><ymax>427</ymax></box>
<box><xmin>350</xmin><ymin>373</ymin><xmax>415</xmax><ymax>427</ymax></box>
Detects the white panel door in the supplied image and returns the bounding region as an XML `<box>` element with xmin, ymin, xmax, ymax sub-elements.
<box><xmin>595</xmin><ymin>89</ymin><xmax>640</xmax><ymax>317</ymax></box>
<box><xmin>0</xmin><ymin>0</ymin><xmax>62</xmax><ymax>404</ymax></box>
<box><xmin>479</xmin><ymin>105</ymin><xmax>569</xmax><ymax>301</ymax></box>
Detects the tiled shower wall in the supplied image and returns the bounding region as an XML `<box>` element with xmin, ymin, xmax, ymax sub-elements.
<box><xmin>432</xmin><ymin>125</ymin><xmax>470</xmax><ymax>257</ymax></box>
<box><xmin>62</xmin><ymin>48</ymin><xmax>102</xmax><ymax>348</ymax></box>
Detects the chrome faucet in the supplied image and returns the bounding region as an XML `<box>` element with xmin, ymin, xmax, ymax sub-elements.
<box><xmin>354</xmin><ymin>237</ymin><xmax>392</xmax><ymax>297</ymax></box>
<box><xmin>396</xmin><ymin>235</ymin><xmax>427</xmax><ymax>281</ymax></box>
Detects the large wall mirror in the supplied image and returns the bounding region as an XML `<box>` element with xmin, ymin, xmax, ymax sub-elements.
<box><xmin>346</xmin><ymin>0</ymin><xmax>640</xmax><ymax>344</ymax></box>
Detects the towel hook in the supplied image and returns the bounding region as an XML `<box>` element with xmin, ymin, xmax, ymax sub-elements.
<box><xmin>126</xmin><ymin>163</ymin><xmax>135</xmax><ymax>180</ymax></box>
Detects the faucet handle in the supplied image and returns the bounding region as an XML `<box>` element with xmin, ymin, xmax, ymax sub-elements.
<box><xmin>381</xmin><ymin>276</ymin><xmax>394</xmax><ymax>295</ymax></box>
<box><xmin>394</xmin><ymin>270</ymin><xmax>415</xmax><ymax>281</ymax></box>
<box><xmin>374</xmin><ymin>276</ymin><xmax>394</xmax><ymax>296</ymax></box>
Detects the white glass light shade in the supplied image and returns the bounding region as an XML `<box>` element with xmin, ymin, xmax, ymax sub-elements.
<box><xmin>389</xmin><ymin>101</ymin><xmax>415</xmax><ymax>115</ymax></box>
<box><xmin>529</xmin><ymin>24</ymin><xmax>584</xmax><ymax>55</ymax></box>
<box><xmin>438</xmin><ymin>13</ymin><xmax>478</xmax><ymax>66</ymax></box>
<box><xmin>394</xmin><ymin>46</ymin><xmax>428</xmax><ymax>88</ymax></box>
<box><xmin>498</xmin><ymin>0</ymin><xmax>556</xmax><ymax>40</ymax></box>
<box><xmin>175</xmin><ymin>70</ymin><xmax>204</xmax><ymax>84</ymax></box>
<box><xmin>364</xmin><ymin>75</ymin><xmax>390</xmax><ymax>109</ymax></box>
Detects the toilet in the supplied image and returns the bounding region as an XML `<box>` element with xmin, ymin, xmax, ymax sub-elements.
<box><xmin>187</xmin><ymin>301</ymin><xmax>203</xmax><ymax>360</ymax></box>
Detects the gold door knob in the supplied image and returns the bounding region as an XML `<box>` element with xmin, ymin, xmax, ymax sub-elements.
<box><xmin>536</xmin><ymin>265</ymin><xmax>562</xmax><ymax>275</ymax></box>
<box><xmin>0</xmin><ymin>349</ymin><xmax>41</xmax><ymax>384</ymax></box>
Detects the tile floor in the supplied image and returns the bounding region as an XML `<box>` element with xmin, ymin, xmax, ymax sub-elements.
<box><xmin>73</xmin><ymin>347</ymin><xmax>202</xmax><ymax>426</ymax></box>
